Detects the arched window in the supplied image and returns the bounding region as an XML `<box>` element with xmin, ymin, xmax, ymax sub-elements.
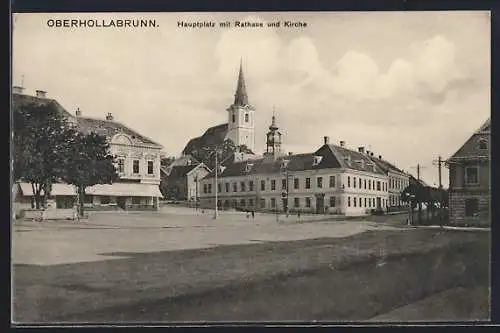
<box><xmin>245</xmin><ymin>113</ymin><xmax>249</xmax><ymax>122</ymax></box>
<box><xmin>232</xmin><ymin>113</ymin><xmax>236</xmax><ymax>123</ymax></box>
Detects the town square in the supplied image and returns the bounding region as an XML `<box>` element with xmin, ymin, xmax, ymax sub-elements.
<box><xmin>11</xmin><ymin>11</ymin><xmax>491</xmax><ymax>324</ymax></box>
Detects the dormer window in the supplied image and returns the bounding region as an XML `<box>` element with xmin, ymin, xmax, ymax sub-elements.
<box><xmin>355</xmin><ymin>159</ymin><xmax>365</xmax><ymax>168</ymax></box>
<box><xmin>479</xmin><ymin>139</ymin><xmax>488</xmax><ymax>150</ymax></box>
<box><xmin>219</xmin><ymin>166</ymin><xmax>226</xmax><ymax>174</ymax></box>
<box><xmin>312</xmin><ymin>155</ymin><xmax>323</xmax><ymax>166</ymax></box>
<box><xmin>245</xmin><ymin>163</ymin><xmax>254</xmax><ymax>173</ymax></box>
<box><xmin>344</xmin><ymin>156</ymin><xmax>351</xmax><ymax>164</ymax></box>
<box><xmin>281</xmin><ymin>159</ymin><xmax>290</xmax><ymax>169</ymax></box>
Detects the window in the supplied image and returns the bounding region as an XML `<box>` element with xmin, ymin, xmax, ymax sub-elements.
<box><xmin>479</xmin><ymin>139</ymin><xmax>488</xmax><ymax>150</ymax></box>
<box><xmin>261</xmin><ymin>180</ymin><xmax>266</xmax><ymax>191</ymax></box>
<box><xmin>348</xmin><ymin>197</ymin><xmax>351</xmax><ymax>207</ymax></box>
<box><xmin>348</xmin><ymin>176</ymin><xmax>351</xmax><ymax>187</ymax></box>
<box><xmin>294</xmin><ymin>178</ymin><xmax>299</xmax><ymax>189</ymax></box>
<box><xmin>117</xmin><ymin>159</ymin><xmax>125</xmax><ymax>173</ymax></box>
<box><xmin>364</xmin><ymin>179</ymin><xmax>366</xmax><ymax>189</ymax></box>
<box><xmin>465</xmin><ymin>166</ymin><xmax>479</xmax><ymax>184</ymax></box>
<box><xmin>282</xmin><ymin>179</ymin><xmax>287</xmax><ymax>190</ymax></box>
<box><xmin>207</xmin><ymin>184</ymin><xmax>212</xmax><ymax>194</ymax></box>
<box><xmin>271</xmin><ymin>198</ymin><xmax>276</xmax><ymax>208</ymax></box>
<box><xmin>233</xmin><ymin>182</ymin><xmax>238</xmax><ymax>192</ymax></box>
<box><xmin>245</xmin><ymin>113</ymin><xmax>249</xmax><ymax>122</ymax></box>
<box><xmin>359</xmin><ymin>197</ymin><xmax>362</xmax><ymax>207</ymax></box>
<box><xmin>133</xmin><ymin>160</ymin><xmax>140</xmax><ymax>174</ymax></box>
<box><xmin>359</xmin><ymin>178</ymin><xmax>362</xmax><ymax>188</ymax></box>
<box><xmin>368</xmin><ymin>198</ymin><xmax>371</xmax><ymax>208</ymax></box>
<box><xmin>203</xmin><ymin>184</ymin><xmax>207</xmax><ymax>194</ymax></box>
<box><xmin>271</xmin><ymin>179</ymin><xmax>276</xmax><ymax>191</ymax></box>
<box><xmin>353</xmin><ymin>177</ymin><xmax>357</xmax><ymax>188</ymax></box>
<box><xmin>317</xmin><ymin>177</ymin><xmax>323</xmax><ymax>188</ymax></box>
<box><xmin>84</xmin><ymin>195</ymin><xmax>93</xmax><ymax>204</ymax></box>
<box><xmin>369</xmin><ymin>180</ymin><xmax>372</xmax><ymax>190</ymax></box>
<box><xmin>330</xmin><ymin>196</ymin><xmax>336</xmax><ymax>207</ymax></box>
<box><xmin>232</xmin><ymin>200</ymin><xmax>237</xmax><ymax>208</ymax></box>
<box><xmin>249</xmin><ymin>181</ymin><xmax>254</xmax><ymax>191</ymax></box>
<box><xmin>241</xmin><ymin>181</ymin><xmax>246</xmax><ymax>192</ymax></box>
<box><xmin>240</xmin><ymin>199</ymin><xmax>245</xmax><ymax>207</ymax></box>
<box><xmin>217</xmin><ymin>183</ymin><xmax>222</xmax><ymax>193</ymax></box>
<box><xmin>305</xmin><ymin>177</ymin><xmax>311</xmax><ymax>189</ymax></box>
<box><xmin>232</xmin><ymin>113</ymin><xmax>236</xmax><ymax>123</ymax></box>
<box><xmin>377</xmin><ymin>181</ymin><xmax>381</xmax><ymax>191</ymax></box>
<box><xmin>147</xmin><ymin>161</ymin><xmax>154</xmax><ymax>174</ymax></box>
<box><xmin>306</xmin><ymin>197</ymin><xmax>311</xmax><ymax>207</ymax></box>
<box><xmin>132</xmin><ymin>197</ymin><xmax>141</xmax><ymax>205</ymax></box>
<box><xmin>294</xmin><ymin>197</ymin><xmax>300</xmax><ymax>208</ymax></box>
<box><xmin>260</xmin><ymin>199</ymin><xmax>266</xmax><ymax>208</ymax></box>
<box><xmin>249</xmin><ymin>199</ymin><xmax>254</xmax><ymax>207</ymax></box>
<box><xmin>225</xmin><ymin>183</ymin><xmax>230</xmax><ymax>192</ymax></box>
<box><xmin>364</xmin><ymin>197</ymin><xmax>367</xmax><ymax>207</ymax></box>
<box><xmin>329</xmin><ymin>176</ymin><xmax>335</xmax><ymax>188</ymax></box>
<box><xmin>353</xmin><ymin>197</ymin><xmax>357</xmax><ymax>207</ymax></box>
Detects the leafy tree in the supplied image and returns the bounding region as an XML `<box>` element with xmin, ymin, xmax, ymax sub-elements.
<box><xmin>193</xmin><ymin>139</ymin><xmax>237</xmax><ymax>169</ymax></box>
<box><xmin>161</xmin><ymin>156</ymin><xmax>176</xmax><ymax>167</ymax></box>
<box><xmin>13</xmin><ymin>102</ymin><xmax>72</xmax><ymax>209</ymax></box>
<box><xmin>60</xmin><ymin>131</ymin><xmax>119</xmax><ymax>217</ymax></box>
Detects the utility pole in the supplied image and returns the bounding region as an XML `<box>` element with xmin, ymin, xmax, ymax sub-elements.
<box><xmin>410</xmin><ymin>163</ymin><xmax>427</xmax><ymax>225</ymax></box>
<box><xmin>214</xmin><ymin>151</ymin><xmax>219</xmax><ymax>219</ymax></box>
<box><xmin>432</xmin><ymin>156</ymin><xmax>445</xmax><ymax>189</ymax></box>
<box><xmin>194</xmin><ymin>175</ymin><xmax>198</xmax><ymax>212</ymax></box>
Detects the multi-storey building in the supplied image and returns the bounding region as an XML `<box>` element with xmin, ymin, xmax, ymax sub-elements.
<box><xmin>198</xmin><ymin>117</ymin><xmax>389</xmax><ymax>216</ymax></box>
<box><xmin>366</xmin><ymin>150</ymin><xmax>410</xmax><ymax>212</ymax></box>
<box><xmin>12</xmin><ymin>87</ymin><xmax>164</xmax><ymax>212</ymax></box>
<box><xmin>446</xmin><ymin>118</ymin><xmax>490</xmax><ymax>225</ymax></box>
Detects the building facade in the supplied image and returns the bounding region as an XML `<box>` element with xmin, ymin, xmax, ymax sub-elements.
<box><xmin>365</xmin><ymin>149</ymin><xmax>410</xmax><ymax>212</ymax></box>
<box><xmin>161</xmin><ymin>162</ymin><xmax>211</xmax><ymax>202</ymax></box>
<box><xmin>446</xmin><ymin>118</ymin><xmax>491</xmax><ymax>226</ymax></box>
<box><xmin>12</xmin><ymin>88</ymin><xmax>164</xmax><ymax>212</ymax></box>
<box><xmin>198</xmin><ymin>121</ymin><xmax>389</xmax><ymax>216</ymax></box>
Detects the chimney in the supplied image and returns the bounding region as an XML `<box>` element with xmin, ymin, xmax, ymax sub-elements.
<box><xmin>370</xmin><ymin>152</ymin><xmax>374</xmax><ymax>156</ymax></box>
<box><xmin>358</xmin><ymin>147</ymin><xmax>365</xmax><ymax>154</ymax></box>
<box><xmin>106</xmin><ymin>112</ymin><xmax>114</xmax><ymax>121</ymax></box>
<box><xmin>35</xmin><ymin>90</ymin><xmax>47</xmax><ymax>98</ymax></box>
<box><xmin>378</xmin><ymin>155</ymin><xmax>382</xmax><ymax>159</ymax></box>
<box><xmin>288</xmin><ymin>152</ymin><xmax>293</xmax><ymax>156</ymax></box>
<box><xmin>75</xmin><ymin>107</ymin><xmax>82</xmax><ymax>117</ymax></box>
<box><xmin>340</xmin><ymin>140</ymin><xmax>345</xmax><ymax>147</ymax></box>
<box><xmin>324</xmin><ymin>136</ymin><xmax>330</xmax><ymax>145</ymax></box>
<box><xmin>12</xmin><ymin>86</ymin><xmax>25</xmax><ymax>94</ymax></box>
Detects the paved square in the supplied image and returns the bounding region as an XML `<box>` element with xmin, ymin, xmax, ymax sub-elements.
<box><xmin>12</xmin><ymin>206</ymin><xmax>397</xmax><ymax>266</ymax></box>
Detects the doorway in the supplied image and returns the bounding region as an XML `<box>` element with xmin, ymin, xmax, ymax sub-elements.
<box><xmin>316</xmin><ymin>194</ymin><xmax>325</xmax><ymax>214</ymax></box>
<box><xmin>117</xmin><ymin>197</ymin><xmax>126</xmax><ymax>210</ymax></box>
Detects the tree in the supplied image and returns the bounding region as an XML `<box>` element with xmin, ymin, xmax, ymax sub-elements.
<box><xmin>60</xmin><ymin>131</ymin><xmax>119</xmax><ymax>217</ymax></box>
<box><xmin>13</xmin><ymin>102</ymin><xmax>72</xmax><ymax>209</ymax></box>
<box><xmin>161</xmin><ymin>156</ymin><xmax>176</xmax><ymax>167</ymax></box>
<box><xmin>192</xmin><ymin>139</ymin><xmax>237</xmax><ymax>169</ymax></box>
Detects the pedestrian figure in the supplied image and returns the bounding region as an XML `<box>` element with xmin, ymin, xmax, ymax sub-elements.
<box><xmin>297</xmin><ymin>209</ymin><xmax>301</xmax><ymax>219</ymax></box>
<box><xmin>251</xmin><ymin>210</ymin><xmax>255</xmax><ymax>219</ymax></box>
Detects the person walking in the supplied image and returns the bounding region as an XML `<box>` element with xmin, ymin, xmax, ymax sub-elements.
<box><xmin>251</xmin><ymin>210</ymin><xmax>255</xmax><ymax>219</ymax></box>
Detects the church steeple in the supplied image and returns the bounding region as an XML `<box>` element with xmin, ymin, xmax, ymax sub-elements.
<box><xmin>234</xmin><ymin>58</ymin><xmax>249</xmax><ymax>106</ymax></box>
<box><xmin>264</xmin><ymin>109</ymin><xmax>283</xmax><ymax>159</ymax></box>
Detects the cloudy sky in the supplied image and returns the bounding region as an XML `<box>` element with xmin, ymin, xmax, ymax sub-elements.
<box><xmin>12</xmin><ymin>11</ymin><xmax>490</xmax><ymax>187</ymax></box>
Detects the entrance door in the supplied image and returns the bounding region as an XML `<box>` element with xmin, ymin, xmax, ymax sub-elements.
<box><xmin>316</xmin><ymin>195</ymin><xmax>324</xmax><ymax>214</ymax></box>
<box><xmin>117</xmin><ymin>197</ymin><xmax>126</xmax><ymax>210</ymax></box>
<box><xmin>376</xmin><ymin>197</ymin><xmax>381</xmax><ymax>209</ymax></box>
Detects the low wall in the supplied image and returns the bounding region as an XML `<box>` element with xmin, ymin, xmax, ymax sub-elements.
<box><xmin>22</xmin><ymin>209</ymin><xmax>76</xmax><ymax>221</ymax></box>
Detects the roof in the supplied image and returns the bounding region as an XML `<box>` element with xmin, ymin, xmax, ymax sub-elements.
<box><xmin>76</xmin><ymin>117</ymin><xmax>163</xmax><ymax>148</ymax></box>
<box><xmin>167</xmin><ymin>164</ymin><xmax>200</xmax><ymax>179</ymax></box>
<box><xmin>448</xmin><ymin>118</ymin><xmax>491</xmax><ymax>162</ymax></box>
<box><xmin>203</xmin><ymin>143</ymin><xmax>386</xmax><ymax>179</ymax></box>
<box><xmin>234</xmin><ymin>60</ymin><xmax>249</xmax><ymax>107</ymax></box>
<box><xmin>367</xmin><ymin>155</ymin><xmax>405</xmax><ymax>174</ymax></box>
<box><xmin>182</xmin><ymin>123</ymin><xmax>229</xmax><ymax>155</ymax></box>
<box><xmin>12</xmin><ymin>93</ymin><xmax>75</xmax><ymax>120</ymax></box>
<box><xmin>409</xmin><ymin>174</ymin><xmax>428</xmax><ymax>187</ymax></box>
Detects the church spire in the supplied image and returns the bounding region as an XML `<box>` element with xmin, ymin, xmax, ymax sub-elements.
<box><xmin>234</xmin><ymin>58</ymin><xmax>249</xmax><ymax>106</ymax></box>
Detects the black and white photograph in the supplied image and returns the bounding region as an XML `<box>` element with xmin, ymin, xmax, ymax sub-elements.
<box><xmin>11</xmin><ymin>11</ymin><xmax>491</xmax><ymax>324</ymax></box>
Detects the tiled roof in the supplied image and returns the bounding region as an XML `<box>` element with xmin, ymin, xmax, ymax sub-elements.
<box><xmin>161</xmin><ymin>155</ymin><xmax>201</xmax><ymax>177</ymax></box>
<box><xmin>448</xmin><ymin>118</ymin><xmax>491</xmax><ymax>161</ymax></box>
<box><xmin>12</xmin><ymin>93</ymin><xmax>75</xmax><ymax>120</ymax></box>
<box><xmin>203</xmin><ymin>143</ymin><xmax>386</xmax><ymax>179</ymax></box>
<box><xmin>367</xmin><ymin>155</ymin><xmax>405</xmax><ymax>174</ymax></box>
<box><xmin>182</xmin><ymin>123</ymin><xmax>229</xmax><ymax>155</ymax></box>
<box><xmin>76</xmin><ymin>117</ymin><xmax>163</xmax><ymax>148</ymax></box>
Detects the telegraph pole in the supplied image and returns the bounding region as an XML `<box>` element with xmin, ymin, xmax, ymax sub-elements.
<box><xmin>410</xmin><ymin>163</ymin><xmax>426</xmax><ymax>225</ymax></box>
<box><xmin>432</xmin><ymin>156</ymin><xmax>445</xmax><ymax>189</ymax></box>
<box><xmin>214</xmin><ymin>151</ymin><xmax>219</xmax><ymax>219</ymax></box>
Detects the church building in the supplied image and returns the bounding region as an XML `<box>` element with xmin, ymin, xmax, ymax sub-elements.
<box><xmin>182</xmin><ymin>60</ymin><xmax>258</xmax><ymax>162</ymax></box>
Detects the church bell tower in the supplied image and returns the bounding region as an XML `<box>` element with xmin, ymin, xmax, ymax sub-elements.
<box><xmin>264</xmin><ymin>111</ymin><xmax>283</xmax><ymax>159</ymax></box>
<box><xmin>226</xmin><ymin>59</ymin><xmax>255</xmax><ymax>152</ymax></box>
